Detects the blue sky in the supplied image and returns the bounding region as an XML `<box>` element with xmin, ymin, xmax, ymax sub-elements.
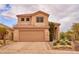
<box><xmin>0</xmin><ymin>4</ymin><xmax>16</xmax><ymax>27</ymax></box>
<box><xmin>0</xmin><ymin>4</ymin><xmax>79</xmax><ymax>32</ymax></box>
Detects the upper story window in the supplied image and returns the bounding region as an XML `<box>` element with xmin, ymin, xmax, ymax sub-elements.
<box><xmin>26</xmin><ymin>18</ymin><xmax>29</xmax><ymax>21</ymax></box>
<box><xmin>36</xmin><ymin>17</ymin><xmax>44</xmax><ymax>23</ymax></box>
<box><xmin>21</xmin><ymin>18</ymin><xmax>24</xmax><ymax>21</ymax></box>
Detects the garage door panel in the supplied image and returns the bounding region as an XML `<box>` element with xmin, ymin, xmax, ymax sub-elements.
<box><xmin>19</xmin><ymin>30</ymin><xmax>44</xmax><ymax>42</ymax></box>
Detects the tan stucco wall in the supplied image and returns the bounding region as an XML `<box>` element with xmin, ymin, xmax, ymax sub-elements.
<box><xmin>18</xmin><ymin>16</ymin><xmax>32</xmax><ymax>25</ymax></box>
<box><xmin>32</xmin><ymin>13</ymin><xmax>48</xmax><ymax>27</ymax></box>
<box><xmin>44</xmin><ymin>29</ymin><xmax>49</xmax><ymax>41</ymax></box>
<box><xmin>13</xmin><ymin>29</ymin><xmax>19</xmax><ymax>41</ymax></box>
<box><xmin>16</xmin><ymin>12</ymin><xmax>49</xmax><ymax>28</ymax></box>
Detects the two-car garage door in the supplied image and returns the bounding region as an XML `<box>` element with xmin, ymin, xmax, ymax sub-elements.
<box><xmin>19</xmin><ymin>30</ymin><xmax>44</xmax><ymax>42</ymax></box>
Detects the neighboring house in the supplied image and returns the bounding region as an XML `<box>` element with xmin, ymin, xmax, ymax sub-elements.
<box><xmin>0</xmin><ymin>23</ymin><xmax>13</xmax><ymax>40</ymax></box>
<box><xmin>14</xmin><ymin>11</ymin><xmax>60</xmax><ymax>42</ymax></box>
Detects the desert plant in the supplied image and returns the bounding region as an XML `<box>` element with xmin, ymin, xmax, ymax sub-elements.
<box><xmin>72</xmin><ymin>23</ymin><xmax>79</xmax><ymax>41</ymax></box>
<box><xmin>66</xmin><ymin>41</ymin><xmax>71</xmax><ymax>45</ymax></box>
<box><xmin>60</xmin><ymin>41</ymin><xmax>66</xmax><ymax>45</ymax></box>
<box><xmin>53</xmin><ymin>42</ymin><xmax>57</xmax><ymax>46</ymax></box>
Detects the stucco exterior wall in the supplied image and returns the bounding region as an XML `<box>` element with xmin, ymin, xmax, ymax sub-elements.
<box><xmin>13</xmin><ymin>29</ymin><xmax>19</xmax><ymax>41</ymax></box>
<box><xmin>44</xmin><ymin>29</ymin><xmax>49</xmax><ymax>41</ymax></box>
<box><xmin>32</xmin><ymin>13</ymin><xmax>48</xmax><ymax>27</ymax></box>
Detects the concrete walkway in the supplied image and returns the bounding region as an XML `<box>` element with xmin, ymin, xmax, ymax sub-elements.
<box><xmin>0</xmin><ymin>42</ymin><xmax>79</xmax><ymax>54</ymax></box>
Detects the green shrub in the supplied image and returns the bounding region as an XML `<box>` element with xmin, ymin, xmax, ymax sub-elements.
<box><xmin>66</xmin><ymin>41</ymin><xmax>71</xmax><ymax>45</ymax></box>
<box><xmin>53</xmin><ymin>42</ymin><xmax>57</xmax><ymax>46</ymax></box>
<box><xmin>60</xmin><ymin>41</ymin><xmax>66</xmax><ymax>45</ymax></box>
<box><xmin>56</xmin><ymin>40</ymin><xmax>60</xmax><ymax>43</ymax></box>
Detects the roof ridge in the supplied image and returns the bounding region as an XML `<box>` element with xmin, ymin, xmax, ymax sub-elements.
<box><xmin>16</xmin><ymin>10</ymin><xmax>49</xmax><ymax>17</ymax></box>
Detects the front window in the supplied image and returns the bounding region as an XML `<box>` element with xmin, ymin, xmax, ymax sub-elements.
<box><xmin>21</xmin><ymin>18</ymin><xmax>24</xmax><ymax>21</ymax></box>
<box><xmin>26</xmin><ymin>18</ymin><xmax>29</xmax><ymax>21</ymax></box>
<box><xmin>36</xmin><ymin>17</ymin><xmax>44</xmax><ymax>23</ymax></box>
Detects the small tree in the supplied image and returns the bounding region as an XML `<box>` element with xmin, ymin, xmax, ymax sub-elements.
<box><xmin>60</xmin><ymin>32</ymin><xmax>66</xmax><ymax>39</ymax></box>
<box><xmin>0</xmin><ymin>27</ymin><xmax>8</xmax><ymax>45</ymax></box>
<box><xmin>49</xmin><ymin>22</ymin><xmax>55</xmax><ymax>41</ymax></box>
<box><xmin>65</xmin><ymin>30</ymin><xmax>74</xmax><ymax>41</ymax></box>
<box><xmin>72</xmin><ymin>23</ymin><xmax>79</xmax><ymax>41</ymax></box>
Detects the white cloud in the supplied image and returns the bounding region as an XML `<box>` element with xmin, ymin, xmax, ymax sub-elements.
<box><xmin>0</xmin><ymin>5</ymin><xmax>4</xmax><ymax>8</ymax></box>
<box><xmin>1</xmin><ymin>4</ymin><xmax>79</xmax><ymax>32</ymax></box>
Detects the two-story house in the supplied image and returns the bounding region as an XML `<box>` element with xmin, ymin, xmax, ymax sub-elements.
<box><xmin>14</xmin><ymin>11</ymin><xmax>49</xmax><ymax>42</ymax></box>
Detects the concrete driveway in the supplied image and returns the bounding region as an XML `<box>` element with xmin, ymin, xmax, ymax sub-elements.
<box><xmin>0</xmin><ymin>42</ymin><xmax>52</xmax><ymax>53</ymax></box>
<box><xmin>0</xmin><ymin>42</ymin><xmax>79</xmax><ymax>54</ymax></box>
